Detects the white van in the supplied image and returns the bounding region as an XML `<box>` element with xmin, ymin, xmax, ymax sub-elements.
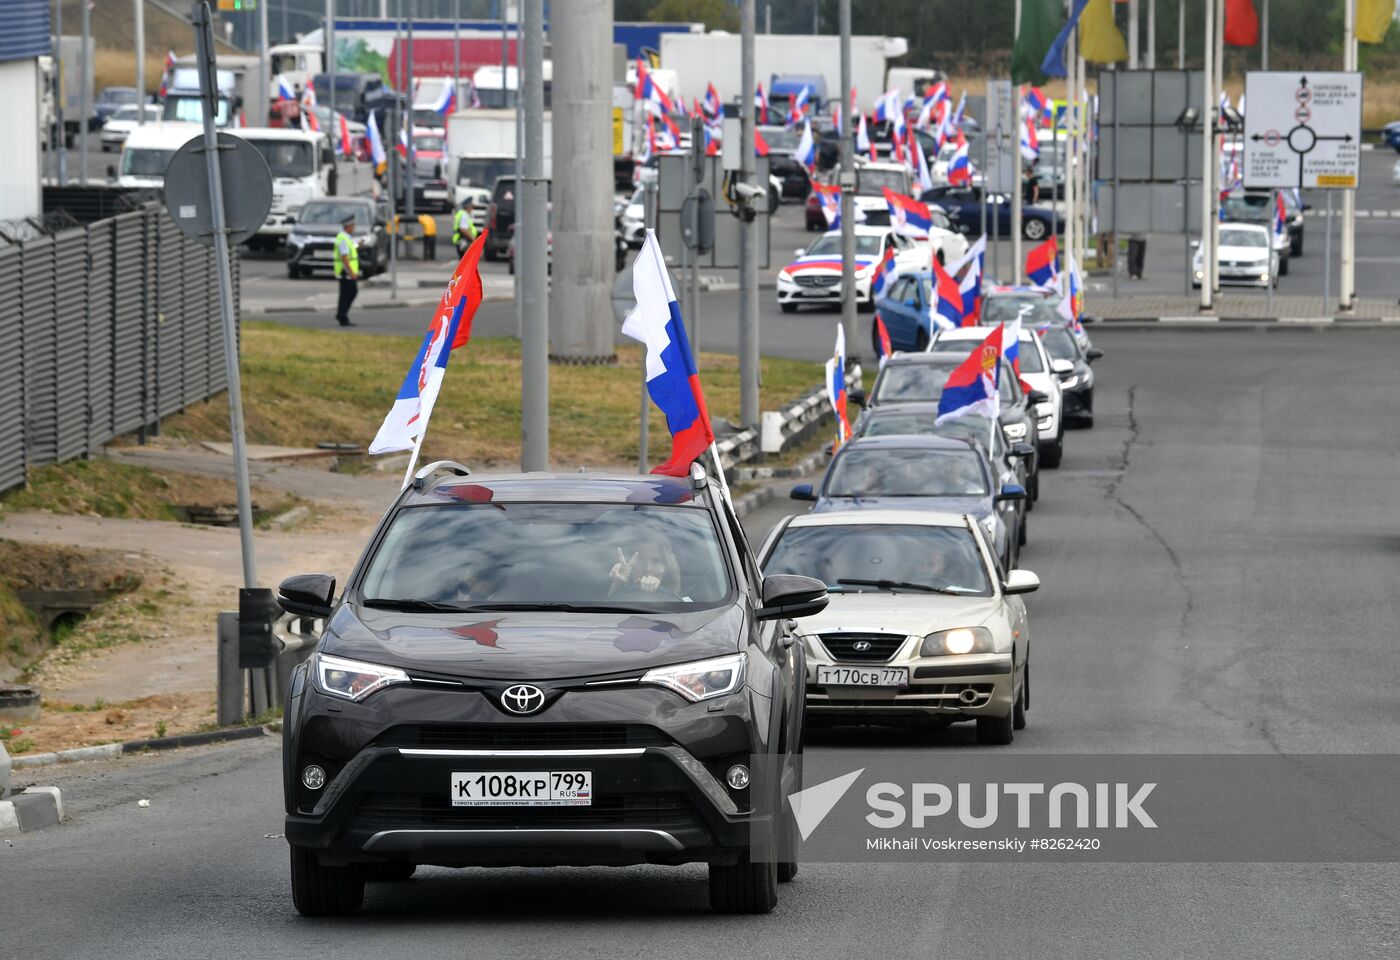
<box><xmin>229</xmin><ymin>127</ymin><xmax>334</xmax><ymax>242</ymax></box>
<box><xmin>114</xmin><ymin>122</ymin><xmax>203</xmax><ymax>189</ymax></box>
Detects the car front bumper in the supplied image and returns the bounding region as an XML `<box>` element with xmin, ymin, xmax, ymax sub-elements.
<box><xmin>777</xmin><ymin>275</ymin><xmax>871</xmax><ymax>304</ymax></box>
<box><xmin>284</xmin><ymin>683</ymin><xmax>769</xmax><ymax>869</ymax></box>
<box><xmin>803</xmin><ymin>647</ymin><xmax>1015</xmax><ymax>723</ymax></box>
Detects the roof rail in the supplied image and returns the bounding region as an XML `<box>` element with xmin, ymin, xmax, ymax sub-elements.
<box><xmin>411</xmin><ymin>460</ymin><xmax>472</xmax><ymax>491</ymax></box>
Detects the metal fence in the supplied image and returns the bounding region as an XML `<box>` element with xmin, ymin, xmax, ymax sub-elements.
<box><xmin>0</xmin><ymin>203</ymin><xmax>238</xmax><ymax>495</ymax></box>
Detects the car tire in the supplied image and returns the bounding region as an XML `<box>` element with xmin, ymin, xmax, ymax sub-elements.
<box><xmin>780</xmin><ymin>303</ymin><xmax>797</xmax><ymax>314</ymax></box>
<box><xmin>1012</xmin><ymin>671</ymin><xmax>1027</xmax><ymax>730</ymax></box>
<box><xmin>1040</xmin><ymin>437</ymin><xmax>1062</xmax><ymax>469</ymax></box>
<box><xmin>362</xmin><ymin>861</ymin><xmax>416</xmax><ymax>882</ymax></box>
<box><xmin>290</xmin><ymin>845</ymin><xmax>364</xmax><ymax>916</ymax></box>
<box><xmin>1017</xmin><ymin>513</ymin><xmax>1027</xmax><ymax>547</ymax></box>
<box><xmin>1023</xmin><ymin>218</ymin><xmax>1048</xmax><ymax>241</ymax></box>
<box><xmin>768</xmin><ymin>187</ymin><xmax>781</xmax><ymax>215</ymax></box>
<box><xmin>1279</xmin><ymin>256</ymin><xmax>1289</xmax><ymax>276</ymax></box>
<box><xmin>777</xmin><ymin>803</ymin><xmax>800</xmax><ymax>884</ymax></box>
<box><xmin>287</xmin><ymin>265</ymin><xmax>300</xmax><ymax>279</ymax></box>
<box><xmin>1291</xmin><ymin>233</ymin><xmax>1303</xmax><ymax>257</ymax></box>
<box><xmin>709</xmin><ymin>854</ymin><xmax>778</xmax><ymax>914</ymax></box>
<box><xmin>976</xmin><ymin>708</ymin><xmax>1014</xmax><ymax>745</ymax></box>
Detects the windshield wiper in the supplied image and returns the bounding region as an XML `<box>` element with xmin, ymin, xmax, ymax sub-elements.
<box><xmin>461</xmin><ymin>601</ymin><xmax>658</xmax><ymax>614</ymax></box>
<box><xmin>360</xmin><ymin>598</ymin><xmax>473</xmax><ymax>612</ymax></box>
<box><xmin>836</xmin><ymin>579</ymin><xmax>962</xmax><ymax>596</ymax></box>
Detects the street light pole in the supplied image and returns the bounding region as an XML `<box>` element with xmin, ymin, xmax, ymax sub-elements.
<box><xmin>1199</xmin><ymin>0</ymin><xmax>1214</xmax><ymax>311</ymax></box>
<box><xmin>1339</xmin><ymin>0</ymin><xmax>1356</xmax><ymax>312</ymax></box>
<box><xmin>739</xmin><ymin>0</ymin><xmax>759</xmax><ymax>428</ymax></box>
<box><xmin>136</xmin><ymin>0</ymin><xmax>147</xmax><ymax>126</ymax></box>
<box><xmin>839</xmin><ymin>0</ymin><xmax>858</xmax><ymax>362</ymax></box>
<box><xmin>519</xmin><ymin>0</ymin><xmax>549</xmax><ymax>470</ymax></box>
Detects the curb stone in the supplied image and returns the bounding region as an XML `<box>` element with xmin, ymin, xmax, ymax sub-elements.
<box><xmin>10</xmin><ymin>724</ymin><xmax>271</xmax><ymax>770</ymax></box>
<box><xmin>0</xmin><ymin>786</ymin><xmax>64</xmax><ymax>835</ymax></box>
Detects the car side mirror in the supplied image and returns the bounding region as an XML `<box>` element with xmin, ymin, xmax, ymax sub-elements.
<box><xmin>790</xmin><ymin>483</ymin><xmax>817</xmax><ymax>502</ymax></box>
<box><xmin>756</xmin><ymin>574</ymin><xmax>829</xmax><ymax>621</ymax></box>
<box><xmin>1189</xmin><ymin>239</ymin><xmax>1200</xmax><ymax>249</ymax></box>
<box><xmin>1003</xmin><ymin>569</ymin><xmax>1040</xmax><ymax>595</ymax></box>
<box><xmin>277</xmin><ymin>573</ymin><xmax>336</xmax><ymax>619</ymax></box>
<box><xmin>848</xmin><ymin>387</ymin><xmax>866</xmax><ymax>406</ymax></box>
<box><xmin>794</xmin><ymin>247</ymin><xmax>806</xmax><ymax>257</ymax></box>
<box><xmin>1009</xmin><ymin>441</ymin><xmax>1036</xmax><ymax>458</ymax></box>
<box><xmin>1080</xmin><ymin>314</ymin><xmax>1097</xmax><ymax>324</ymax></box>
<box><xmin>995</xmin><ymin>483</ymin><xmax>1027</xmax><ymax>503</ymax></box>
<box><xmin>1086</xmin><ymin>347</ymin><xmax>1104</xmax><ymax>362</ymax></box>
<box><xmin>1027</xmin><ymin>390</ymin><xmax>1050</xmax><ymax>405</ymax></box>
<box><xmin>1050</xmin><ymin>358</ymin><xmax>1074</xmax><ymax>375</ymax></box>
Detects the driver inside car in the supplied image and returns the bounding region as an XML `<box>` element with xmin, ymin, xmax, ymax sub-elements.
<box><xmin>608</xmin><ymin>535</ymin><xmax>682</xmax><ymax>599</ymax></box>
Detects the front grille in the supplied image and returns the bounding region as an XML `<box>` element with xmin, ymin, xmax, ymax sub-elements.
<box><xmin>820</xmin><ymin>633</ymin><xmax>907</xmax><ymax>663</ymax></box>
<box><xmin>375</xmin><ymin>724</ymin><xmax>673</xmax><ymax>750</ymax></box>
<box><xmin>795</xmin><ymin>274</ymin><xmax>839</xmax><ymax>288</ymax></box>
<box><xmin>351</xmin><ymin>791</ymin><xmax>697</xmax><ymax>828</ymax></box>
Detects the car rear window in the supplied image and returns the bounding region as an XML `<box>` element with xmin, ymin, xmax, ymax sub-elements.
<box><xmin>765</xmin><ymin>523</ymin><xmax>991</xmax><ymax>596</ymax></box>
<box><xmin>825</xmin><ymin>447</ymin><xmax>989</xmax><ymax>497</ymax></box>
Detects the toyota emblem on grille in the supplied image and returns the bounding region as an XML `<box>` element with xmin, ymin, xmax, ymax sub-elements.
<box><xmin>500</xmin><ymin>684</ymin><xmax>546</xmax><ymax>715</ymax></box>
<box><xmin>852</xmin><ymin>640</ymin><xmax>873</xmax><ymax>652</ymax></box>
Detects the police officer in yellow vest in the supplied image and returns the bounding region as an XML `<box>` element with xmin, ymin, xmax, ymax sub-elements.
<box><xmin>453</xmin><ymin>198</ymin><xmax>479</xmax><ymax>256</ymax></box>
<box><xmin>333</xmin><ymin>214</ymin><xmax>360</xmax><ymax>328</ymax></box>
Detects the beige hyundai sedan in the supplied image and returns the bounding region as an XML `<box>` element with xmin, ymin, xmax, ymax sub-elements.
<box><xmin>758</xmin><ymin>510</ymin><xmax>1039</xmax><ymax>745</ymax></box>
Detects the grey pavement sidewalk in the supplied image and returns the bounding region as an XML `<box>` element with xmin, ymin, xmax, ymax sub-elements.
<box><xmin>1087</xmin><ymin>293</ymin><xmax>1400</xmax><ymax>322</ymax></box>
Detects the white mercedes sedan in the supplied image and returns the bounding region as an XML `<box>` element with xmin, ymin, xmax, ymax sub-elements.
<box><xmin>758</xmin><ymin>510</ymin><xmax>1039</xmax><ymax>745</ymax></box>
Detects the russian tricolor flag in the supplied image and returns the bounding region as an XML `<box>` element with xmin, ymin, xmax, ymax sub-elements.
<box><xmin>935</xmin><ymin>324</ymin><xmax>1003</xmax><ymax>426</ymax></box>
<box><xmin>1026</xmin><ymin>236</ymin><xmax>1059</xmax><ymax>287</ymax></box>
<box><xmin>874</xmin><ymin>313</ymin><xmax>894</xmax><ymax>369</ymax></box>
<box><xmin>931</xmin><ymin>256</ymin><xmax>964</xmax><ymax>331</ymax></box>
<box><xmin>792</xmin><ymin>119</ymin><xmax>816</xmax><ymax>171</ymax></box>
<box><xmin>884</xmin><ymin>188</ymin><xmax>933</xmax><ymax>239</ymax></box>
<box><xmin>856</xmin><ymin>112</ymin><xmax>875</xmax><ymax>161</ymax></box>
<box><xmin>369</xmin><ymin>232</ymin><xmax>488</xmax><ymax>456</ymax></box>
<box><xmin>428</xmin><ymin>80</ymin><xmax>457</xmax><ymax>117</ymax></box>
<box><xmin>276</xmin><ymin>76</ymin><xmax>297</xmax><ymax>102</ymax></box>
<box><xmin>947</xmin><ymin>136</ymin><xmax>972</xmax><ymax>186</ymax></box>
<box><xmin>622</xmin><ymin>231</ymin><xmax>715</xmax><ymax>477</ymax></box>
<box><xmin>1020</xmin><ymin>116</ymin><xmax>1040</xmax><ymax>162</ymax></box>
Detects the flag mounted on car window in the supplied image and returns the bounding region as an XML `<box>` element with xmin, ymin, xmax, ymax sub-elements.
<box><xmin>936</xmin><ymin>324</ymin><xmax>1004</xmax><ymax>426</ymax></box>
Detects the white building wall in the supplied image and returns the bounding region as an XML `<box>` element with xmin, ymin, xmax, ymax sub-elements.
<box><xmin>0</xmin><ymin>58</ymin><xmax>41</xmax><ymax>222</ymax></box>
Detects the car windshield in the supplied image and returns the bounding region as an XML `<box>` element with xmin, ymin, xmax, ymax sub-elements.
<box><xmin>1220</xmin><ymin>228</ymin><xmax>1267</xmax><ymax>248</ymax></box>
<box><xmin>120</xmin><ymin>147</ymin><xmax>177</xmax><ymax>177</ymax></box>
<box><xmin>873</xmin><ymin>362</ymin><xmax>1017</xmax><ymax>404</ymax></box>
<box><xmin>862</xmin><ymin>412</ymin><xmax>999</xmax><ymax>451</ymax></box>
<box><xmin>765</xmin><ymin>523</ymin><xmax>991</xmax><ymax>596</ymax></box>
<box><xmin>101</xmin><ymin>88</ymin><xmax>139</xmax><ymax>104</ymax></box>
<box><xmin>825</xmin><ymin>447</ymin><xmax>989</xmax><ymax>497</ymax></box>
<box><xmin>760</xmin><ymin>127</ymin><xmax>799</xmax><ymax>150</ymax></box>
<box><xmin>415</xmin><ymin>135</ymin><xmax>445</xmax><ymax>153</ymax></box>
<box><xmin>856</xmin><ymin>169</ymin><xmax>908</xmax><ymax>195</ymax></box>
<box><xmin>299</xmin><ymin>201</ymin><xmax>369</xmax><ymax>228</ymax></box>
<box><xmin>110</xmin><ymin>105</ymin><xmax>143</xmax><ymax>122</ymax></box>
<box><xmin>458</xmin><ymin>157</ymin><xmax>515</xmax><ymax>186</ymax></box>
<box><xmin>932</xmin><ymin>337</ymin><xmax>1044</xmax><ymax>373</ymax></box>
<box><xmin>806</xmin><ymin>234</ymin><xmax>882</xmax><ymax>257</ymax></box>
<box><xmin>1038</xmin><ymin>326</ymin><xmax>1079</xmax><ymax>360</ymax></box>
<box><xmin>245</xmin><ymin>139</ymin><xmax>315</xmax><ymax>178</ymax></box>
<box><xmin>358</xmin><ymin>502</ymin><xmax>732</xmax><ymax>612</ymax></box>
<box><xmin>164</xmin><ymin>96</ymin><xmax>231</xmax><ymax>126</ymax></box>
<box><xmin>1221</xmin><ymin>194</ymin><xmax>1271</xmax><ymax>222</ymax></box>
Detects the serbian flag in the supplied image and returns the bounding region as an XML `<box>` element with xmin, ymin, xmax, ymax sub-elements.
<box><xmin>825</xmin><ymin>325</ymin><xmax>851</xmax><ymax>450</ymax></box>
<box><xmin>931</xmin><ymin>255</ymin><xmax>964</xmax><ymax>331</ymax></box>
<box><xmin>754</xmin><ymin>127</ymin><xmax>771</xmax><ymax>156</ymax></box>
<box><xmin>1273</xmin><ymin>190</ymin><xmax>1288</xmax><ymax>242</ymax></box>
<box><xmin>812</xmin><ymin>181</ymin><xmax>842</xmax><ymax>228</ymax></box>
<box><xmin>884</xmin><ymin>188</ymin><xmax>933</xmax><ymax>239</ymax></box>
<box><xmin>338</xmin><ymin>113</ymin><xmax>353</xmax><ymax>157</ymax></box>
<box><xmin>703</xmin><ymin>82</ymin><xmax>722</xmax><ymax>119</ymax></box>
<box><xmin>276</xmin><ymin>75</ymin><xmax>297</xmax><ymax>102</ymax></box>
<box><xmin>367</xmin><ymin>111</ymin><xmax>388</xmax><ymax>175</ymax></box>
<box><xmin>788</xmin><ymin>85</ymin><xmax>811</xmax><ymax>126</ymax></box>
<box><xmin>1024</xmin><ymin>86</ymin><xmax>1052</xmax><ymax>126</ymax></box>
<box><xmin>1020</xmin><ymin>116</ymin><xmax>1040</xmax><ymax>162</ymax></box>
<box><xmin>855</xmin><ymin>112</ymin><xmax>875</xmax><ymax>161</ymax></box>
<box><xmin>792</xmin><ymin>119</ymin><xmax>816</xmax><ymax>172</ymax></box>
<box><xmin>300</xmin><ymin>86</ymin><xmax>320</xmax><ymax>132</ymax></box>
<box><xmin>957</xmin><ymin>243</ymin><xmax>985</xmax><ymax>325</ymax></box>
<box><xmin>622</xmin><ymin>231</ymin><xmax>715</xmax><ymax>477</ymax></box>
<box><xmin>1026</xmin><ymin>236</ymin><xmax>1059</xmax><ymax>286</ymax></box>
<box><xmin>369</xmin><ymin>232</ymin><xmax>488</xmax><ymax>455</ymax></box>
<box><xmin>874</xmin><ymin>313</ymin><xmax>894</xmax><ymax>369</ymax></box>
<box><xmin>947</xmin><ymin>135</ymin><xmax>973</xmax><ymax>186</ymax></box>
<box><xmin>755</xmin><ymin>83</ymin><xmax>769</xmax><ymax>124</ymax></box>
<box><xmin>935</xmin><ymin>324</ymin><xmax>1003</xmax><ymax>426</ymax></box>
<box><xmin>636</xmin><ymin>59</ymin><xmax>674</xmax><ymax>117</ymax></box>
<box><xmin>870</xmin><ymin>244</ymin><xmax>897</xmax><ymax>300</ymax></box>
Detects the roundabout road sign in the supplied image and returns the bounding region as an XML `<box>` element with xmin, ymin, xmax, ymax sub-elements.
<box><xmin>1243</xmin><ymin>71</ymin><xmax>1361</xmax><ymax>190</ymax></box>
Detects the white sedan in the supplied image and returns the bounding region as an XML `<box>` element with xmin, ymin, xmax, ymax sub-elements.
<box><xmin>777</xmin><ymin>225</ymin><xmax>930</xmax><ymax>313</ymax></box>
<box><xmin>100</xmin><ymin>104</ymin><xmax>162</xmax><ymax>151</ymax></box>
<box><xmin>929</xmin><ymin>324</ymin><xmax>1066</xmax><ymax>468</ymax></box>
<box><xmin>1193</xmin><ymin>223</ymin><xmax>1278</xmax><ymax>289</ymax></box>
<box><xmin>759</xmin><ymin>509</ymin><xmax>1039</xmax><ymax>745</ymax></box>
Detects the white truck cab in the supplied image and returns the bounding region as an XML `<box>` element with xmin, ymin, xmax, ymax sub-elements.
<box><xmin>114</xmin><ymin>122</ymin><xmax>203</xmax><ymax>188</ymax></box>
<box><xmin>230</xmin><ymin>127</ymin><xmax>334</xmax><ymax>241</ymax></box>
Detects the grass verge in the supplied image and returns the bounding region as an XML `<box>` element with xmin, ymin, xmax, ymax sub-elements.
<box><xmin>162</xmin><ymin>323</ymin><xmax>825</xmax><ymax>469</ymax></box>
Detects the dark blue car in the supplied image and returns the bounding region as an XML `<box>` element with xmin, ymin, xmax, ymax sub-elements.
<box><xmin>920</xmin><ymin>185</ymin><xmax>1060</xmax><ymax>242</ymax></box>
<box><xmin>1384</xmin><ymin>121</ymin><xmax>1400</xmax><ymax>152</ymax></box>
<box><xmin>874</xmin><ymin>270</ymin><xmax>937</xmax><ymax>353</ymax></box>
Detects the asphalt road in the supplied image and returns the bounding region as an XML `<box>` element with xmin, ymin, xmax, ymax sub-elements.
<box><xmin>6</xmin><ymin>327</ymin><xmax>1397</xmax><ymax>959</ymax></box>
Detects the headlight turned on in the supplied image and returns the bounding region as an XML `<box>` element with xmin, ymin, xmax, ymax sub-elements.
<box><xmin>921</xmin><ymin>626</ymin><xmax>994</xmax><ymax>656</ymax></box>
<box><xmin>1004</xmin><ymin>423</ymin><xmax>1028</xmax><ymax>439</ymax></box>
<box><xmin>641</xmin><ymin>653</ymin><xmax>746</xmax><ymax>702</ymax></box>
<box><xmin>313</xmin><ymin>652</ymin><xmax>410</xmax><ymax>702</ymax></box>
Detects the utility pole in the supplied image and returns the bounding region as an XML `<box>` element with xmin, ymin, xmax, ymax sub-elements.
<box><xmin>1178</xmin><ymin>0</ymin><xmax>1185</xmax><ymax>68</ymax></box>
<box><xmin>453</xmin><ymin>0</ymin><xmax>460</xmax><ymax>110</ymax></box>
<box><xmin>1128</xmin><ymin>0</ymin><xmax>1139</xmax><ymax>69</ymax></box>
<box><xmin>1261</xmin><ymin>0</ymin><xmax>1269</xmax><ymax>70</ymax></box>
<box><xmin>1211</xmin><ymin>0</ymin><xmax>1223</xmax><ymax>296</ymax></box>
<box><xmin>1011</xmin><ymin>0</ymin><xmax>1023</xmax><ymax>284</ymax></box>
<box><xmin>1339</xmin><ymin>0</ymin><xmax>1356</xmax><ymax>311</ymax></box>
<box><xmin>55</xmin><ymin>0</ymin><xmax>66</xmax><ymax>184</ymax></box>
<box><xmin>325</xmin><ymin>0</ymin><xmax>336</xmax><ymax>197</ymax></box>
<box><xmin>135</xmin><ymin>0</ymin><xmax>147</xmax><ymax>125</ymax></box>
<box><xmin>739</xmin><ymin>0</ymin><xmax>759</xmax><ymax>427</ymax></box>
<box><xmin>406</xmin><ymin>6</ymin><xmax>416</xmax><ymax>222</ymax></box>
<box><xmin>839</xmin><ymin>0</ymin><xmax>858</xmax><ymax>361</ymax></box>
<box><xmin>1199</xmin><ymin>0</ymin><xmax>1214</xmax><ymax>310</ymax></box>
<box><xmin>548</xmin><ymin>0</ymin><xmax>612</xmax><ymax>362</ymax></box>
<box><xmin>1064</xmin><ymin>22</ymin><xmax>1075</xmax><ymax>291</ymax></box>
<box><xmin>1146</xmin><ymin>0</ymin><xmax>1156</xmax><ymax>69</ymax></box>
<box><xmin>80</xmin><ymin>0</ymin><xmax>91</xmax><ymax>183</ymax></box>
<box><xmin>519</xmin><ymin>0</ymin><xmax>549</xmax><ymax>469</ymax></box>
<box><xmin>258</xmin><ymin>0</ymin><xmax>271</xmax><ymax>126</ymax></box>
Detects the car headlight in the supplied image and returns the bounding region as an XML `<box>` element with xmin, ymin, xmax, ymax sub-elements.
<box><xmin>313</xmin><ymin>652</ymin><xmax>409</xmax><ymax>702</ymax></box>
<box><xmin>1037</xmin><ymin>415</ymin><xmax>1053</xmax><ymax>430</ymax></box>
<box><xmin>1194</xmin><ymin>270</ymin><xmax>1204</xmax><ymax>280</ymax></box>
<box><xmin>1003</xmin><ymin>422</ymin><xmax>1028</xmax><ymax>439</ymax></box>
<box><xmin>1259</xmin><ymin>272</ymin><xmax>1270</xmax><ymax>281</ymax></box>
<box><xmin>641</xmin><ymin>653</ymin><xmax>746</xmax><ymax>702</ymax></box>
<box><xmin>1059</xmin><ymin>375</ymin><xmax>1079</xmax><ymax>389</ymax></box>
<box><xmin>778</xmin><ymin>270</ymin><xmax>794</xmax><ymax>283</ymax></box>
<box><xmin>921</xmin><ymin>626</ymin><xmax>994</xmax><ymax>656</ymax></box>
